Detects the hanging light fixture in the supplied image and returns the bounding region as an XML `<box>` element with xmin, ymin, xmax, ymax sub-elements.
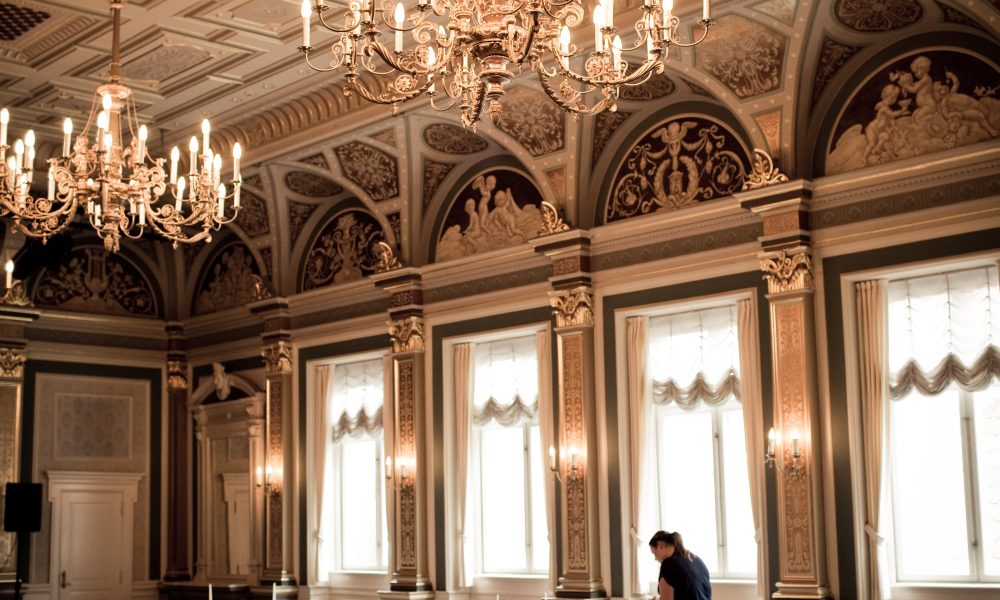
<box><xmin>299</xmin><ymin>0</ymin><xmax>714</xmax><ymax>127</ymax></box>
<box><xmin>0</xmin><ymin>0</ymin><xmax>242</xmax><ymax>253</ymax></box>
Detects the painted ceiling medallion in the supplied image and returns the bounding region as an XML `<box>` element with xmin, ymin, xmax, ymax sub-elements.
<box><xmin>284</xmin><ymin>170</ymin><xmax>343</xmax><ymax>197</ymax></box>
<box><xmin>496</xmin><ymin>87</ymin><xmax>565</xmax><ymax>157</ymax></box>
<box><xmin>834</xmin><ymin>0</ymin><xmax>922</xmax><ymax>32</ymax></box>
<box><xmin>695</xmin><ymin>14</ymin><xmax>785</xmax><ymax>99</ymax></box>
<box><xmin>423</xmin><ymin>123</ymin><xmax>489</xmax><ymax>154</ymax></box>
<box><xmin>333</xmin><ymin>142</ymin><xmax>399</xmax><ymax>202</ymax></box>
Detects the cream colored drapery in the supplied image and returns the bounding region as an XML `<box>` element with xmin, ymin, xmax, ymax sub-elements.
<box><xmin>453</xmin><ymin>343</ymin><xmax>474</xmax><ymax>588</ymax></box>
<box><xmin>382</xmin><ymin>353</ymin><xmax>395</xmax><ymax>574</ymax></box>
<box><xmin>736</xmin><ymin>299</ymin><xmax>767</xmax><ymax>600</ymax></box>
<box><xmin>626</xmin><ymin>316</ymin><xmax>654</xmax><ymax>596</ymax></box>
<box><xmin>857</xmin><ymin>280</ymin><xmax>888</xmax><ymax>600</ymax></box>
<box><xmin>314</xmin><ymin>364</ymin><xmax>333</xmax><ymax>581</ymax></box>
<box><xmin>536</xmin><ymin>330</ymin><xmax>557</xmax><ymax>594</ymax></box>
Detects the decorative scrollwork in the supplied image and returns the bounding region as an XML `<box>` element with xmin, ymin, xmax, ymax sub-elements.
<box><xmin>262</xmin><ymin>340</ymin><xmax>293</xmax><ymax>374</ymax></box>
<box><xmin>373</xmin><ymin>241</ymin><xmax>402</xmax><ymax>273</ymax></box>
<box><xmin>0</xmin><ymin>280</ymin><xmax>31</xmax><ymax>307</ymax></box>
<box><xmin>0</xmin><ymin>348</ymin><xmax>26</xmax><ymax>381</ymax></box>
<box><xmin>167</xmin><ymin>360</ymin><xmax>188</xmax><ymax>391</ymax></box>
<box><xmin>742</xmin><ymin>148</ymin><xmax>789</xmax><ymax>191</ymax></box>
<box><xmin>302</xmin><ymin>211</ymin><xmax>389</xmax><ymax>289</ymax></box>
<box><xmin>388</xmin><ymin>315</ymin><xmax>425</xmax><ymax>353</ymax></box>
<box><xmin>538</xmin><ymin>200</ymin><xmax>571</xmax><ymax>236</ymax></box>
<box><xmin>550</xmin><ymin>287</ymin><xmax>594</xmax><ymax>328</ymax></box>
<box><xmin>761</xmin><ymin>251</ymin><xmax>813</xmax><ymax>294</ymax></box>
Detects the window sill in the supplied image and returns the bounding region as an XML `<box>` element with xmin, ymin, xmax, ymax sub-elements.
<box><xmin>470</xmin><ymin>574</ymin><xmax>549</xmax><ymax>596</ymax></box>
<box><xmin>891</xmin><ymin>583</ymin><xmax>1000</xmax><ymax>600</ymax></box>
<box><xmin>708</xmin><ymin>579</ymin><xmax>756</xmax><ymax>600</ymax></box>
<box><xmin>319</xmin><ymin>571</ymin><xmax>389</xmax><ymax>590</ymax></box>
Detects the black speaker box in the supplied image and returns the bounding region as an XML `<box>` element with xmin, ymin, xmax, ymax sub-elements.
<box><xmin>3</xmin><ymin>482</ymin><xmax>42</xmax><ymax>533</ymax></box>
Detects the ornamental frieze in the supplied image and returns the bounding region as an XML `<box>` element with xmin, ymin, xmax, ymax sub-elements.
<box><xmin>284</xmin><ymin>170</ymin><xmax>343</xmax><ymax>198</ymax></box>
<box><xmin>301</xmin><ymin>210</ymin><xmax>390</xmax><ymax>290</ymax></box>
<box><xmin>422</xmin><ymin>123</ymin><xmax>489</xmax><ymax>154</ymax></box>
<box><xmin>333</xmin><ymin>141</ymin><xmax>399</xmax><ymax>202</ymax></box>
<box><xmin>32</xmin><ymin>247</ymin><xmax>158</xmax><ymax>317</ymax></box>
<box><xmin>606</xmin><ymin>117</ymin><xmax>752</xmax><ymax>223</ymax></box>
<box><xmin>234</xmin><ymin>190</ymin><xmax>270</xmax><ymax>238</ymax></box>
<box><xmin>195</xmin><ymin>243</ymin><xmax>263</xmax><ymax>315</ymax></box>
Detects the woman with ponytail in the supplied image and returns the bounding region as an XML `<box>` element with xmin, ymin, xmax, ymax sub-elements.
<box><xmin>648</xmin><ymin>530</ymin><xmax>711</xmax><ymax>600</ymax></box>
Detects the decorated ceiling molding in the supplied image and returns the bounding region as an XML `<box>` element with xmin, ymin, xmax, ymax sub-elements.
<box><xmin>299</xmin><ymin>208</ymin><xmax>391</xmax><ymax>292</ymax></box>
<box><xmin>194</xmin><ymin>241</ymin><xmax>265</xmax><ymax>316</ymax></box>
<box><xmin>333</xmin><ymin>142</ymin><xmax>400</xmax><ymax>202</ymax></box>
<box><xmin>423</xmin><ymin>123</ymin><xmax>491</xmax><ymax>154</ymax></box>
<box><xmin>824</xmin><ymin>48</ymin><xmax>1000</xmax><ymax>176</ymax></box>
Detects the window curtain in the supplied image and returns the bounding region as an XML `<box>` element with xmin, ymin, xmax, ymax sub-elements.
<box><xmin>453</xmin><ymin>343</ymin><xmax>474</xmax><ymax>588</ymax></box>
<box><xmin>649</xmin><ymin>306</ymin><xmax>741</xmax><ymax>408</ymax></box>
<box><xmin>472</xmin><ymin>336</ymin><xmax>539</xmax><ymax>425</ymax></box>
<box><xmin>314</xmin><ymin>364</ymin><xmax>334</xmax><ymax>581</ymax></box>
<box><xmin>856</xmin><ymin>280</ymin><xmax>888</xmax><ymax>600</ymax></box>
<box><xmin>382</xmin><ymin>353</ymin><xmax>395</xmax><ymax>571</ymax></box>
<box><xmin>535</xmin><ymin>330</ymin><xmax>557</xmax><ymax>594</ymax></box>
<box><xmin>888</xmin><ymin>267</ymin><xmax>1000</xmax><ymax>399</ymax></box>
<box><xmin>626</xmin><ymin>316</ymin><xmax>657</xmax><ymax>595</ymax></box>
<box><xmin>736</xmin><ymin>299</ymin><xmax>766</xmax><ymax>600</ymax></box>
<box><xmin>330</xmin><ymin>359</ymin><xmax>385</xmax><ymax>440</ymax></box>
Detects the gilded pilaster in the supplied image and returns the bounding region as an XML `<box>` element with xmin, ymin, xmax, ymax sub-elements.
<box><xmin>534</xmin><ymin>231</ymin><xmax>606</xmax><ymax>599</ymax></box>
<box><xmin>164</xmin><ymin>322</ymin><xmax>192</xmax><ymax>581</ymax></box>
<box><xmin>374</xmin><ymin>269</ymin><xmax>433</xmax><ymax>597</ymax></box>
<box><xmin>250</xmin><ymin>297</ymin><xmax>296</xmax><ymax>586</ymax></box>
<box><xmin>741</xmin><ymin>183</ymin><xmax>831</xmax><ymax>600</ymax></box>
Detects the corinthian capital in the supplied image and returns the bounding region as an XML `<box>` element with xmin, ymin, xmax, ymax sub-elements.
<box><xmin>167</xmin><ymin>360</ymin><xmax>188</xmax><ymax>391</ymax></box>
<box><xmin>761</xmin><ymin>250</ymin><xmax>813</xmax><ymax>294</ymax></box>
<box><xmin>550</xmin><ymin>287</ymin><xmax>594</xmax><ymax>328</ymax></box>
<box><xmin>261</xmin><ymin>340</ymin><xmax>293</xmax><ymax>374</ymax></box>
<box><xmin>0</xmin><ymin>347</ymin><xmax>25</xmax><ymax>381</ymax></box>
<box><xmin>388</xmin><ymin>315</ymin><xmax>424</xmax><ymax>353</ymax></box>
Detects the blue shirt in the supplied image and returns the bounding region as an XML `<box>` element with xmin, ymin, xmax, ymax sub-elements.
<box><xmin>659</xmin><ymin>552</ymin><xmax>712</xmax><ymax>600</ymax></box>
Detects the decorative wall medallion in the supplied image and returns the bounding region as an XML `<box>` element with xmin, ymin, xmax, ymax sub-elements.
<box><xmin>812</xmin><ymin>35</ymin><xmax>862</xmax><ymax>109</ymax></box>
<box><xmin>389</xmin><ymin>315</ymin><xmax>425</xmax><ymax>353</ymax></box>
<box><xmin>235</xmin><ymin>190</ymin><xmax>270</xmax><ymax>237</ymax></box>
<box><xmin>0</xmin><ymin>3</ymin><xmax>50</xmax><ymax>41</ymax></box>
<box><xmin>742</xmin><ymin>149</ymin><xmax>789</xmax><ymax>190</ymax></box>
<box><xmin>423</xmin><ymin>159</ymin><xmax>456</xmax><ymax>209</ymax></box>
<box><xmin>619</xmin><ymin>72</ymin><xmax>675</xmax><ymax>100</ymax></box>
<box><xmin>695</xmin><ymin>14</ymin><xmax>785</xmax><ymax>99</ymax></box>
<box><xmin>370</xmin><ymin>128</ymin><xmax>397</xmax><ymax>147</ymax></box>
<box><xmin>752</xmin><ymin>110</ymin><xmax>782</xmax><ymax>154</ymax></box>
<box><xmin>195</xmin><ymin>243</ymin><xmax>262</xmax><ymax>315</ymax></box>
<box><xmin>435</xmin><ymin>169</ymin><xmax>545</xmax><ymax>262</ymax></box>
<box><xmin>496</xmin><ymin>86</ymin><xmax>565</xmax><ymax>156</ymax></box>
<box><xmin>262</xmin><ymin>340</ymin><xmax>293</xmax><ymax>374</ymax></box>
<box><xmin>284</xmin><ymin>170</ymin><xmax>343</xmax><ymax>197</ymax></box>
<box><xmin>289</xmin><ymin>201</ymin><xmax>318</xmax><ymax>241</ymax></box>
<box><xmin>825</xmin><ymin>51</ymin><xmax>1000</xmax><ymax>175</ymax></box>
<box><xmin>0</xmin><ymin>347</ymin><xmax>25</xmax><ymax>380</ymax></box>
<box><xmin>550</xmin><ymin>288</ymin><xmax>594</xmax><ymax>328</ymax></box>
<box><xmin>301</xmin><ymin>210</ymin><xmax>389</xmax><ymax>290</ymax></box>
<box><xmin>422</xmin><ymin>123</ymin><xmax>489</xmax><ymax>154</ymax></box>
<box><xmin>298</xmin><ymin>152</ymin><xmax>329</xmax><ymax>169</ymax></box>
<box><xmin>333</xmin><ymin>141</ymin><xmax>399</xmax><ymax>201</ymax></box>
<box><xmin>761</xmin><ymin>250</ymin><xmax>813</xmax><ymax>294</ymax></box>
<box><xmin>752</xmin><ymin>0</ymin><xmax>796</xmax><ymax>24</ymax></box>
<box><xmin>592</xmin><ymin>111</ymin><xmax>631</xmax><ymax>167</ymax></box>
<box><xmin>606</xmin><ymin>117</ymin><xmax>752</xmax><ymax>222</ymax></box>
<box><xmin>121</xmin><ymin>44</ymin><xmax>212</xmax><ymax>84</ymax></box>
<box><xmin>834</xmin><ymin>0</ymin><xmax>922</xmax><ymax>32</ymax></box>
<box><xmin>32</xmin><ymin>247</ymin><xmax>158</xmax><ymax>317</ymax></box>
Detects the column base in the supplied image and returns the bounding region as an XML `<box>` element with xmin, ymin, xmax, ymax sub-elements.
<box><xmin>378</xmin><ymin>588</ymin><xmax>435</xmax><ymax>600</ymax></box>
<box><xmin>773</xmin><ymin>581</ymin><xmax>832</xmax><ymax>599</ymax></box>
<box><xmin>260</xmin><ymin>570</ymin><xmax>296</xmax><ymax>585</ymax></box>
<box><xmin>251</xmin><ymin>583</ymin><xmax>298</xmax><ymax>598</ymax></box>
<box><xmin>556</xmin><ymin>578</ymin><xmax>607</xmax><ymax>599</ymax></box>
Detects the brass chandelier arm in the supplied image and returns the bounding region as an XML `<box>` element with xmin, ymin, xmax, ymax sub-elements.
<box><xmin>533</xmin><ymin>60</ymin><xmax>615</xmax><ymax>116</ymax></box>
<box><xmin>346</xmin><ymin>72</ymin><xmax>435</xmax><ymax>106</ymax></box>
<box><xmin>664</xmin><ymin>17</ymin><xmax>716</xmax><ymax>47</ymax></box>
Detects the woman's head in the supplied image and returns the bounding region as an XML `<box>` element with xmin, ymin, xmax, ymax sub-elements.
<box><xmin>648</xmin><ymin>530</ymin><xmax>691</xmax><ymax>561</ymax></box>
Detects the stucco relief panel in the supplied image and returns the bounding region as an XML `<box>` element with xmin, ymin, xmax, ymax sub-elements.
<box><xmin>333</xmin><ymin>142</ymin><xmax>399</xmax><ymax>201</ymax></box>
<box><xmin>834</xmin><ymin>0</ymin><xmax>922</xmax><ymax>32</ymax></box>
<box><xmin>285</xmin><ymin>170</ymin><xmax>343</xmax><ymax>198</ymax></box>
<box><xmin>289</xmin><ymin>201</ymin><xmax>319</xmax><ymax>241</ymax></box>
<box><xmin>195</xmin><ymin>243</ymin><xmax>263</xmax><ymax>315</ymax></box>
<box><xmin>812</xmin><ymin>35</ymin><xmax>862</xmax><ymax>109</ymax></box>
<box><xmin>422</xmin><ymin>123</ymin><xmax>489</xmax><ymax>154</ymax></box>
<box><xmin>825</xmin><ymin>50</ymin><xmax>1000</xmax><ymax>175</ymax></box>
<box><xmin>32</xmin><ymin>247</ymin><xmax>158</xmax><ymax>317</ymax></box>
<box><xmin>496</xmin><ymin>86</ymin><xmax>565</xmax><ymax>156</ymax></box>
<box><xmin>301</xmin><ymin>210</ymin><xmax>389</xmax><ymax>290</ymax></box>
<box><xmin>423</xmin><ymin>159</ymin><xmax>456</xmax><ymax>210</ymax></box>
<box><xmin>235</xmin><ymin>190</ymin><xmax>269</xmax><ymax>237</ymax></box>
<box><xmin>694</xmin><ymin>14</ymin><xmax>786</xmax><ymax>99</ymax></box>
<box><xmin>592</xmin><ymin>111</ymin><xmax>631</xmax><ymax>168</ymax></box>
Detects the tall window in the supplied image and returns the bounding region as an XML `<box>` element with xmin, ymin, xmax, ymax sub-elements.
<box><xmin>886</xmin><ymin>266</ymin><xmax>1000</xmax><ymax>583</ymax></box>
<box><xmin>320</xmin><ymin>357</ymin><xmax>388</xmax><ymax>572</ymax></box>
<box><xmin>470</xmin><ymin>335</ymin><xmax>548</xmax><ymax>575</ymax></box>
<box><xmin>647</xmin><ymin>305</ymin><xmax>756</xmax><ymax>579</ymax></box>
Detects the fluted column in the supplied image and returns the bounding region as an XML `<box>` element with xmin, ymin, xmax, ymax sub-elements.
<box><xmin>164</xmin><ymin>322</ymin><xmax>191</xmax><ymax>580</ymax></box>
<box><xmin>741</xmin><ymin>184</ymin><xmax>831</xmax><ymax>600</ymax></box>
<box><xmin>534</xmin><ymin>231</ymin><xmax>607</xmax><ymax>599</ymax></box>
<box><xmin>374</xmin><ymin>269</ymin><xmax>434</xmax><ymax>598</ymax></box>
<box><xmin>251</xmin><ymin>297</ymin><xmax>296</xmax><ymax>586</ymax></box>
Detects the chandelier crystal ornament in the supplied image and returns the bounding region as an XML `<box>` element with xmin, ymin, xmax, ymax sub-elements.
<box><xmin>299</xmin><ymin>0</ymin><xmax>714</xmax><ymax>127</ymax></box>
<box><xmin>0</xmin><ymin>0</ymin><xmax>242</xmax><ymax>253</ymax></box>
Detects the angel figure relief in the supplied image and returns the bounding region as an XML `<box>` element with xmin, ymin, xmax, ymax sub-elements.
<box><xmin>827</xmin><ymin>54</ymin><xmax>1000</xmax><ymax>174</ymax></box>
<box><xmin>436</xmin><ymin>173</ymin><xmax>544</xmax><ymax>262</ymax></box>
<box><xmin>607</xmin><ymin>119</ymin><xmax>748</xmax><ymax>222</ymax></box>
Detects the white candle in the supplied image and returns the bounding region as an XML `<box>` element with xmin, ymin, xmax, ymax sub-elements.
<box><xmin>5</xmin><ymin>260</ymin><xmax>13</xmax><ymax>290</ymax></box>
<box><xmin>570</xmin><ymin>446</ymin><xmax>578</xmax><ymax>469</ymax></box>
<box><xmin>394</xmin><ymin>3</ymin><xmax>405</xmax><ymax>53</ymax></box>
<box><xmin>201</xmin><ymin>119</ymin><xmax>211</xmax><ymax>156</ymax></box>
<box><xmin>663</xmin><ymin>0</ymin><xmax>672</xmax><ymax>28</ymax></box>
<box><xmin>208</xmin><ymin>583</ymin><xmax>213</xmax><ymax>600</ymax></box>
<box><xmin>612</xmin><ymin>35</ymin><xmax>622</xmax><ymax>72</ymax></box>
<box><xmin>14</xmin><ymin>139</ymin><xmax>23</xmax><ymax>172</ymax></box>
<box><xmin>605</xmin><ymin>0</ymin><xmax>614</xmax><ymax>29</ymax></box>
<box><xmin>213</xmin><ymin>153</ymin><xmax>222</xmax><ymax>187</ymax></box>
<box><xmin>234</xmin><ymin>185</ymin><xmax>240</xmax><ymax>208</ymax></box>
<box><xmin>767</xmin><ymin>427</ymin><xmax>776</xmax><ymax>456</ymax></box>
<box><xmin>63</xmin><ymin>118</ymin><xmax>73</xmax><ymax>157</ymax></box>
<box><xmin>301</xmin><ymin>0</ymin><xmax>311</xmax><ymax>47</ymax></box>
<box><xmin>26</xmin><ymin>147</ymin><xmax>35</xmax><ymax>182</ymax></box>
<box><xmin>703</xmin><ymin>0</ymin><xmax>710</xmax><ymax>19</ymax></box>
<box><xmin>189</xmin><ymin>137</ymin><xmax>198</xmax><ymax>175</ymax></box>
<box><xmin>548</xmin><ymin>446</ymin><xmax>556</xmax><ymax>470</ymax></box>
<box><xmin>138</xmin><ymin>200</ymin><xmax>146</xmax><ymax>226</ymax></box>
<box><xmin>137</xmin><ymin>125</ymin><xmax>147</xmax><ymax>163</ymax></box>
<box><xmin>790</xmin><ymin>429</ymin><xmax>801</xmax><ymax>458</ymax></box>
<box><xmin>272</xmin><ymin>582</ymin><xmax>277</xmax><ymax>600</ymax></box>
<box><xmin>427</xmin><ymin>47</ymin><xmax>436</xmax><ymax>93</ymax></box>
<box><xmin>232</xmin><ymin>143</ymin><xmax>241</xmax><ymax>181</ymax></box>
<box><xmin>176</xmin><ymin>174</ymin><xmax>186</xmax><ymax>203</ymax></box>
<box><xmin>647</xmin><ymin>30</ymin><xmax>654</xmax><ymax>60</ymax></box>
<box><xmin>170</xmin><ymin>146</ymin><xmax>179</xmax><ymax>184</ymax></box>
<box><xmin>593</xmin><ymin>7</ymin><xmax>604</xmax><ymax>53</ymax></box>
<box><xmin>217</xmin><ymin>184</ymin><xmax>226</xmax><ymax>218</ymax></box>
<box><xmin>559</xmin><ymin>26</ymin><xmax>570</xmax><ymax>68</ymax></box>
<box><xmin>47</xmin><ymin>166</ymin><xmax>55</xmax><ymax>200</ymax></box>
<box><xmin>0</xmin><ymin>108</ymin><xmax>8</xmax><ymax>148</ymax></box>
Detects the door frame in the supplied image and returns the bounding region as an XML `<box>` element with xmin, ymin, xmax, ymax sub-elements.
<box><xmin>47</xmin><ymin>471</ymin><xmax>142</xmax><ymax>600</ymax></box>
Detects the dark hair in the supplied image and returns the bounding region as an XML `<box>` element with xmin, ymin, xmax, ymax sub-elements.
<box><xmin>648</xmin><ymin>530</ymin><xmax>692</xmax><ymax>560</ymax></box>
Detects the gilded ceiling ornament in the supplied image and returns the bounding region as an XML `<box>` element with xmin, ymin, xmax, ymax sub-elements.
<box><xmin>550</xmin><ymin>288</ymin><xmax>594</xmax><ymax>328</ymax></box>
<box><xmin>538</xmin><ymin>201</ymin><xmax>571</xmax><ymax>236</ymax></box>
<box><xmin>495</xmin><ymin>87</ymin><xmax>565</xmax><ymax>157</ymax></box>
<box><xmin>0</xmin><ymin>280</ymin><xmax>31</xmax><ymax>307</ymax></box>
<box><xmin>333</xmin><ymin>142</ymin><xmax>399</xmax><ymax>201</ymax></box>
<box><xmin>302</xmin><ymin>211</ymin><xmax>388</xmax><ymax>290</ymax></box>
<box><xmin>373</xmin><ymin>241</ymin><xmax>403</xmax><ymax>274</ymax></box>
<box><xmin>834</xmin><ymin>0</ymin><xmax>922</xmax><ymax>32</ymax></box>
<box><xmin>761</xmin><ymin>251</ymin><xmax>813</xmax><ymax>294</ymax></box>
<box><xmin>167</xmin><ymin>360</ymin><xmax>188</xmax><ymax>392</ymax></box>
<box><xmin>262</xmin><ymin>340</ymin><xmax>293</xmax><ymax>374</ymax></box>
<box><xmin>33</xmin><ymin>247</ymin><xmax>157</xmax><ymax>317</ymax></box>
<box><xmin>742</xmin><ymin>149</ymin><xmax>789</xmax><ymax>191</ymax></box>
<box><xmin>284</xmin><ymin>170</ymin><xmax>343</xmax><ymax>198</ymax></box>
<box><xmin>423</xmin><ymin>123</ymin><xmax>489</xmax><ymax>154</ymax></box>
<box><xmin>619</xmin><ymin>72</ymin><xmax>676</xmax><ymax>101</ymax></box>
<box><xmin>195</xmin><ymin>244</ymin><xmax>261</xmax><ymax>315</ymax></box>
<box><xmin>695</xmin><ymin>14</ymin><xmax>785</xmax><ymax>99</ymax></box>
<box><xmin>423</xmin><ymin>160</ymin><xmax>456</xmax><ymax>209</ymax></box>
<box><xmin>235</xmin><ymin>190</ymin><xmax>270</xmax><ymax>237</ymax></box>
<box><xmin>388</xmin><ymin>316</ymin><xmax>425</xmax><ymax>353</ymax></box>
<box><xmin>812</xmin><ymin>36</ymin><xmax>862</xmax><ymax>109</ymax></box>
<box><xmin>0</xmin><ymin>348</ymin><xmax>26</xmax><ymax>381</ymax></box>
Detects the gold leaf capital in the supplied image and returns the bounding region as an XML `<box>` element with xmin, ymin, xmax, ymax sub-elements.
<box><xmin>742</xmin><ymin>148</ymin><xmax>789</xmax><ymax>191</ymax></box>
<box><xmin>761</xmin><ymin>250</ymin><xmax>813</xmax><ymax>294</ymax></box>
<box><xmin>262</xmin><ymin>340</ymin><xmax>293</xmax><ymax>374</ymax></box>
<box><xmin>388</xmin><ymin>315</ymin><xmax>424</xmax><ymax>353</ymax></box>
<box><xmin>0</xmin><ymin>347</ymin><xmax>26</xmax><ymax>381</ymax></box>
<box><xmin>550</xmin><ymin>287</ymin><xmax>594</xmax><ymax>328</ymax></box>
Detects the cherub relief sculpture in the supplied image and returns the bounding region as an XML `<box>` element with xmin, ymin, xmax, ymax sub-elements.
<box><xmin>436</xmin><ymin>172</ymin><xmax>544</xmax><ymax>262</ymax></box>
<box><xmin>827</xmin><ymin>53</ymin><xmax>1000</xmax><ymax>175</ymax></box>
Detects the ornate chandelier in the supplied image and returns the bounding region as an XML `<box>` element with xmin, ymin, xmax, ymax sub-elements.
<box><xmin>300</xmin><ymin>0</ymin><xmax>714</xmax><ymax>127</ymax></box>
<box><xmin>0</xmin><ymin>0</ymin><xmax>242</xmax><ymax>253</ymax></box>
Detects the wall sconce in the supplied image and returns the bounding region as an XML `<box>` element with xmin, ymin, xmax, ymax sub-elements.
<box><xmin>256</xmin><ymin>463</ymin><xmax>283</xmax><ymax>494</ymax></box>
<box><xmin>384</xmin><ymin>456</ymin><xmax>393</xmax><ymax>480</ymax></box>
<box><xmin>0</xmin><ymin>259</ymin><xmax>29</xmax><ymax>306</ymax></box>
<box><xmin>764</xmin><ymin>427</ymin><xmax>805</xmax><ymax>478</ymax></box>
<box><xmin>548</xmin><ymin>446</ymin><xmax>561</xmax><ymax>483</ymax></box>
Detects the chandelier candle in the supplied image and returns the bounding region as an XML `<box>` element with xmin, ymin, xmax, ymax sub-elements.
<box><xmin>302</xmin><ymin>0</ymin><xmax>311</xmax><ymax>47</ymax></box>
<box><xmin>62</xmin><ymin>118</ymin><xmax>72</xmax><ymax>157</ymax></box>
